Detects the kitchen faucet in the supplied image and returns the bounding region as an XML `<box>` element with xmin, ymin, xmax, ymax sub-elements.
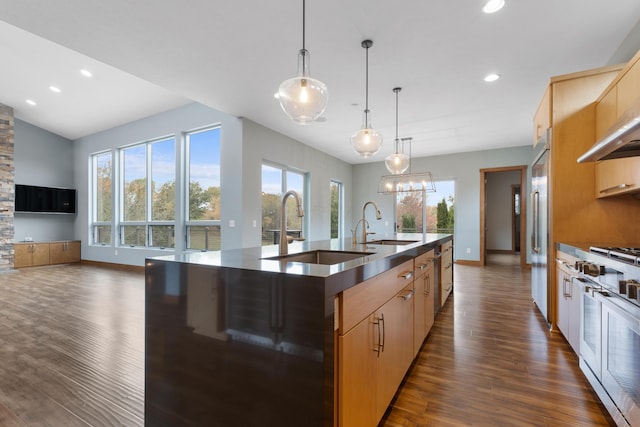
<box><xmin>279</xmin><ymin>190</ymin><xmax>305</xmax><ymax>255</ymax></box>
<box><xmin>352</xmin><ymin>200</ymin><xmax>382</xmax><ymax>244</ymax></box>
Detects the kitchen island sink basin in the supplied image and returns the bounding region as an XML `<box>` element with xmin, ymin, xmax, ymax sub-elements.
<box><xmin>263</xmin><ymin>250</ymin><xmax>374</xmax><ymax>265</ymax></box>
<box><xmin>367</xmin><ymin>239</ymin><xmax>419</xmax><ymax>245</ymax></box>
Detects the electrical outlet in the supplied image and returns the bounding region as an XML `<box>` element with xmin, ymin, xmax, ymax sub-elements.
<box><xmin>466</xmin><ymin>247</ymin><xmax>471</xmax><ymax>254</ymax></box>
<box><xmin>24</xmin><ymin>236</ymin><xmax>33</xmax><ymax>242</ymax></box>
<box><xmin>115</xmin><ymin>249</ymin><xmax>118</xmax><ymax>256</ymax></box>
<box><xmin>229</xmin><ymin>220</ymin><xmax>235</xmax><ymax>227</ymax></box>
<box><xmin>253</xmin><ymin>220</ymin><xmax>257</xmax><ymax>228</ymax></box>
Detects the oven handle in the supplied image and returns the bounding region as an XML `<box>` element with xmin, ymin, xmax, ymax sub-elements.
<box><xmin>595</xmin><ymin>290</ymin><xmax>640</xmax><ymax>323</ymax></box>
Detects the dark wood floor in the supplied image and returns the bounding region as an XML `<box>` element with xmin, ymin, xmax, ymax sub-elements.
<box><xmin>381</xmin><ymin>254</ymin><xmax>614</xmax><ymax>427</ymax></box>
<box><xmin>0</xmin><ymin>256</ymin><xmax>613</xmax><ymax>426</ymax></box>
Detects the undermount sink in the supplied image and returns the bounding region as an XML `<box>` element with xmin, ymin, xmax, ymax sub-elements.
<box><xmin>367</xmin><ymin>239</ymin><xmax>419</xmax><ymax>246</ymax></box>
<box><xmin>263</xmin><ymin>250</ymin><xmax>374</xmax><ymax>265</ymax></box>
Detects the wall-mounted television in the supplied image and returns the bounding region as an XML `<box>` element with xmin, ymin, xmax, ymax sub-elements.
<box><xmin>15</xmin><ymin>184</ymin><xmax>76</xmax><ymax>214</ymax></box>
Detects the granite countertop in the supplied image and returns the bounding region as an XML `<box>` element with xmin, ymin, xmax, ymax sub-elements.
<box><xmin>149</xmin><ymin>233</ymin><xmax>452</xmax><ymax>279</ymax></box>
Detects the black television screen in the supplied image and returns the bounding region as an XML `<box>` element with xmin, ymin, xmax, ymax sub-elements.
<box><xmin>15</xmin><ymin>184</ymin><xmax>76</xmax><ymax>214</ymax></box>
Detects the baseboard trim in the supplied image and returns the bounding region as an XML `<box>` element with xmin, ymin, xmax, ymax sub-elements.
<box><xmin>487</xmin><ymin>249</ymin><xmax>516</xmax><ymax>254</ymax></box>
<box><xmin>455</xmin><ymin>260</ymin><xmax>482</xmax><ymax>266</ymax></box>
<box><xmin>81</xmin><ymin>260</ymin><xmax>145</xmax><ymax>273</ymax></box>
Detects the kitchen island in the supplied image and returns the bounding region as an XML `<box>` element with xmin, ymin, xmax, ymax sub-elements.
<box><xmin>145</xmin><ymin>233</ymin><xmax>452</xmax><ymax>427</ymax></box>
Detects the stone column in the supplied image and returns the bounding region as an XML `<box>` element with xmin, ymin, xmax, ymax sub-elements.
<box><xmin>0</xmin><ymin>103</ymin><xmax>15</xmax><ymax>270</ymax></box>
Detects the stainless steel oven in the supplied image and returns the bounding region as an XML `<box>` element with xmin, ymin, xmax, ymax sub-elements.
<box><xmin>572</xmin><ymin>246</ymin><xmax>640</xmax><ymax>427</ymax></box>
<box><xmin>598</xmin><ymin>291</ymin><xmax>640</xmax><ymax>426</ymax></box>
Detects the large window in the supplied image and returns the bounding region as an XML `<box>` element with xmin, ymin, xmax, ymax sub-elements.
<box><xmin>91</xmin><ymin>151</ymin><xmax>113</xmax><ymax>245</ymax></box>
<box><xmin>330</xmin><ymin>180</ymin><xmax>343</xmax><ymax>239</ymax></box>
<box><xmin>396</xmin><ymin>180</ymin><xmax>455</xmax><ymax>234</ymax></box>
<box><xmin>261</xmin><ymin>163</ymin><xmax>306</xmax><ymax>246</ymax></box>
<box><xmin>185</xmin><ymin>127</ymin><xmax>221</xmax><ymax>251</ymax></box>
<box><xmin>120</xmin><ymin>137</ymin><xmax>176</xmax><ymax>248</ymax></box>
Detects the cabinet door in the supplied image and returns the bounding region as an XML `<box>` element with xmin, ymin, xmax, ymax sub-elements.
<box><xmin>617</xmin><ymin>58</ymin><xmax>640</xmax><ymax>116</ymax></box>
<box><xmin>440</xmin><ymin>242</ymin><xmax>453</xmax><ymax>307</ymax></box>
<box><xmin>66</xmin><ymin>241</ymin><xmax>81</xmax><ymax>262</ymax></box>
<box><xmin>413</xmin><ymin>264</ymin><xmax>435</xmax><ymax>356</ymax></box>
<box><xmin>595</xmin><ymin>157</ymin><xmax>640</xmax><ymax>198</ymax></box>
<box><xmin>595</xmin><ymin>87</ymin><xmax>617</xmax><ymax>140</ymax></box>
<box><xmin>31</xmin><ymin>243</ymin><xmax>50</xmax><ymax>266</ymax></box>
<box><xmin>556</xmin><ymin>264</ymin><xmax>570</xmax><ymax>339</ymax></box>
<box><xmin>49</xmin><ymin>242</ymin><xmax>66</xmax><ymax>265</ymax></box>
<box><xmin>14</xmin><ymin>244</ymin><xmax>32</xmax><ymax>268</ymax></box>
<box><xmin>567</xmin><ymin>280</ymin><xmax>581</xmax><ymax>354</ymax></box>
<box><xmin>338</xmin><ymin>314</ymin><xmax>377</xmax><ymax>427</ymax></box>
<box><xmin>533</xmin><ymin>86</ymin><xmax>551</xmax><ymax>143</ymax></box>
<box><xmin>376</xmin><ymin>283</ymin><xmax>415</xmax><ymax>422</ymax></box>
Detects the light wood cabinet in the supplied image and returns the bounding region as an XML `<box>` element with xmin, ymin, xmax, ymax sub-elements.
<box><xmin>595</xmin><ymin>157</ymin><xmax>640</xmax><ymax>197</ymax></box>
<box><xmin>338</xmin><ymin>259</ymin><xmax>415</xmax><ymax>427</ymax></box>
<box><xmin>14</xmin><ymin>242</ymin><xmax>50</xmax><ymax>268</ymax></box>
<box><xmin>616</xmin><ymin>56</ymin><xmax>640</xmax><ymax>116</ymax></box>
<box><xmin>555</xmin><ymin>252</ymin><xmax>581</xmax><ymax>354</ymax></box>
<box><xmin>49</xmin><ymin>241</ymin><xmax>81</xmax><ymax>264</ymax></box>
<box><xmin>533</xmin><ymin>85</ymin><xmax>551</xmax><ymax>144</ymax></box>
<box><xmin>413</xmin><ymin>249</ymin><xmax>435</xmax><ymax>356</ymax></box>
<box><xmin>14</xmin><ymin>240</ymin><xmax>80</xmax><ymax>268</ymax></box>
<box><xmin>440</xmin><ymin>241</ymin><xmax>453</xmax><ymax>307</ymax></box>
<box><xmin>595</xmin><ymin>86</ymin><xmax>617</xmax><ymax>140</ymax></box>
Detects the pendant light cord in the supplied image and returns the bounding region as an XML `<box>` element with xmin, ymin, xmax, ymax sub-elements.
<box><xmin>302</xmin><ymin>0</ymin><xmax>306</xmax><ymax>51</ymax></box>
<box><xmin>365</xmin><ymin>46</ymin><xmax>369</xmax><ymax>113</ymax></box>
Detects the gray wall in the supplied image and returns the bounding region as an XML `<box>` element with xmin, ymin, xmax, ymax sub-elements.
<box><xmin>13</xmin><ymin>119</ymin><xmax>75</xmax><ymax>242</ymax></box>
<box><xmin>352</xmin><ymin>146</ymin><xmax>533</xmax><ymax>262</ymax></box>
<box><xmin>486</xmin><ymin>170</ymin><xmax>521</xmax><ymax>251</ymax></box>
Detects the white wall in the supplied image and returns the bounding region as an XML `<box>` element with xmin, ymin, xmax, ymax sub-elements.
<box><xmin>352</xmin><ymin>146</ymin><xmax>533</xmax><ymax>262</ymax></box>
<box><xmin>486</xmin><ymin>170</ymin><xmax>521</xmax><ymax>251</ymax></box>
<box><xmin>71</xmin><ymin>103</ymin><xmax>352</xmax><ymax>266</ymax></box>
<box><xmin>13</xmin><ymin>119</ymin><xmax>75</xmax><ymax>242</ymax></box>
<box><xmin>240</xmin><ymin>119</ymin><xmax>353</xmax><ymax>246</ymax></box>
<box><xmin>73</xmin><ymin>103</ymin><xmax>243</xmax><ymax>266</ymax></box>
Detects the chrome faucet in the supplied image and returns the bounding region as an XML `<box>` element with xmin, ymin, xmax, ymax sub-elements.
<box><xmin>279</xmin><ymin>190</ymin><xmax>305</xmax><ymax>255</ymax></box>
<box><xmin>352</xmin><ymin>200</ymin><xmax>382</xmax><ymax>244</ymax></box>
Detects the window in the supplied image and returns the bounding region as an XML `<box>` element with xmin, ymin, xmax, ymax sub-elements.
<box><xmin>261</xmin><ymin>163</ymin><xmax>306</xmax><ymax>246</ymax></box>
<box><xmin>185</xmin><ymin>127</ymin><xmax>221</xmax><ymax>251</ymax></box>
<box><xmin>120</xmin><ymin>137</ymin><xmax>176</xmax><ymax>248</ymax></box>
<box><xmin>330</xmin><ymin>180</ymin><xmax>343</xmax><ymax>239</ymax></box>
<box><xmin>91</xmin><ymin>151</ymin><xmax>112</xmax><ymax>245</ymax></box>
<box><xmin>396</xmin><ymin>180</ymin><xmax>455</xmax><ymax>234</ymax></box>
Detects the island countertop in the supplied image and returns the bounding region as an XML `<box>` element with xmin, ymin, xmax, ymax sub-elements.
<box><xmin>144</xmin><ymin>233</ymin><xmax>453</xmax><ymax>427</ymax></box>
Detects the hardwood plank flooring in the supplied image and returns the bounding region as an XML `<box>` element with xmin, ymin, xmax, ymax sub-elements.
<box><xmin>381</xmin><ymin>254</ymin><xmax>615</xmax><ymax>427</ymax></box>
<box><xmin>0</xmin><ymin>264</ymin><xmax>144</xmax><ymax>426</ymax></box>
<box><xmin>0</xmin><ymin>256</ymin><xmax>614</xmax><ymax>426</ymax></box>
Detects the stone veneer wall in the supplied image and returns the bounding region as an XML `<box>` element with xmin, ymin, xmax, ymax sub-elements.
<box><xmin>0</xmin><ymin>104</ymin><xmax>14</xmax><ymax>270</ymax></box>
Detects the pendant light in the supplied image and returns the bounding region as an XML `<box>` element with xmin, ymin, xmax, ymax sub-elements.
<box><xmin>385</xmin><ymin>87</ymin><xmax>410</xmax><ymax>174</ymax></box>
<box><xmin>378</xmin><ymin>137</ymin><xmax>436</xmax><ymax>194</ymax></box>
<box><xmin>278</xmin><ymin>0</ymin><xmax>328</xmax><ymax>124</ymax></box>
<box><xmin>350</xmin><ymin>40</ymin><xmax>383</xmax><ymax>157</ymax></box>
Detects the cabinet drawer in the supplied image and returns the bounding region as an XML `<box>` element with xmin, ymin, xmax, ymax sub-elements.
<box><xmin>340</xmin><ymin>259</ymin><xmax>414</xmax><ymax>334</ymax></box>
<box><xmin>414</xmin><ymin>249</ymin><xmax>435</xmax><ymax>279</ymax></box>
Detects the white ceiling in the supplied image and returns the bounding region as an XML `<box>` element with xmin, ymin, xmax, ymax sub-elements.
<box><xmin>1</xmin><ymin>1</ymin><xmax>640</xmax><ymax>165</ymax></box>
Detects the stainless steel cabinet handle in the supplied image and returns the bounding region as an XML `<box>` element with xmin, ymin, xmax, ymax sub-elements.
<box><xmin>445</xmin><ymin>263</ymin><xmax>453</xmax><ymax>270</ymax></box>
<box><xmin>373</xmin><ymin>314</ymin><xmax>384</xmax><ymax>356</ymax></box>
<box><xmin>425</xmin><ymin>273</ymin><xmax>431</xmax><ymax>296</ymax></box>
<box><xmin>399</xmin><ymin>271</ymin><xmax>413</xmax><ymax>280</ymax></box>
<box><xmin>600</xmin><ymin>183</ymin><xmax>633</xmax><ymax>193</ymax></box>
<box><xmin>398</xmin><ymin>289</ymin><xmax>414</xmax><ymax>301</ymax></box>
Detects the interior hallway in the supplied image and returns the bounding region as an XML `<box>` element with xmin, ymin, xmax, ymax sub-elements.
<box><xmin>381</xmin><ymin>254</ymin><xmax>614</xmax><ymax>426</ymax></box>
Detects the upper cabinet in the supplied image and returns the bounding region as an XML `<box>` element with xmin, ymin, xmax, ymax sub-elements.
<box><xmin>593</xmin><ymin>50</ymin><xmax>640</xmax><ymax>198</ymax></box>
<box><xmin>533</xmin><ymin>86</ymin><xmax>551</xmax><ymax>144</ymax></box>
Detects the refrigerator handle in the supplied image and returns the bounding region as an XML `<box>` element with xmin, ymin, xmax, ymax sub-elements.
<box><xmin>531</xmin><ymin>190</ymin><xmax>540</xmax><ymax>253</ymax></box>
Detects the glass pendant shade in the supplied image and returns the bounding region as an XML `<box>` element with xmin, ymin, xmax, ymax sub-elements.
<box><xmin>278</xmin><ymin>49</ymin><xmax>328</xmax><ymax>124</ymax></box>
<box><xmin>385</xmin><ymin>149</ymin><xmax>410</xmax><ymax>174</ymax></box>
<box><xmin>350</xmin><ymin>110</ymin><xmax>383</xmax><ymax>157</ymax></box>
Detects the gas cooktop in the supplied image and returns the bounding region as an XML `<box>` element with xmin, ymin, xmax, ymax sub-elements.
<box><xmin>590</xmin><ymin>246</ymin><xmax>640</xmax><ymax>266</ymax></box>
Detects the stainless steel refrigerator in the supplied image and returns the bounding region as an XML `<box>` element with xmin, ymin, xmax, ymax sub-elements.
<box><xmin>531</xmin><ymin>130</ymin><xmax>550</xmax><ymax>323</ymax></box>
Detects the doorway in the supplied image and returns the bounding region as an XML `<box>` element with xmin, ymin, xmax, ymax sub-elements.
<box><xmin>479</xmin><ymin>165</ymin><xmax>527</xmax><ymax>269</ymax></box>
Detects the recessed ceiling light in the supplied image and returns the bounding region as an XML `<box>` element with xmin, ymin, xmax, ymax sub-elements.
<box><xmin>25</xmin><ymin>99</ymin><xmax>37</xmax><ymax>106</ymax></box>
<box><xmin>484</xmin><ymin>73</ymin><xmax>501</xmax><ymax>82</ymax></box>
<box><xmin>80</xmin><ymin>69</ymin><xmax>93</xmax><ymax>78</ymax></box>
<box><xmin>482</xmin><ymin>0</ymin><xmax>505</xmax><ymax>14</ymax></box>
<box><xmin>49</xmin><ymin>85</ymin><xmax>61</xmax><ymax>93</ymax></box>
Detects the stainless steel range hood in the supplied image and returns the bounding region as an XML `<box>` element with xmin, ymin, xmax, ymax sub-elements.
<box><xmin>578</xmin><ymin>98</ymin><xmax>640</xmax><ymax>162</ymax></box>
